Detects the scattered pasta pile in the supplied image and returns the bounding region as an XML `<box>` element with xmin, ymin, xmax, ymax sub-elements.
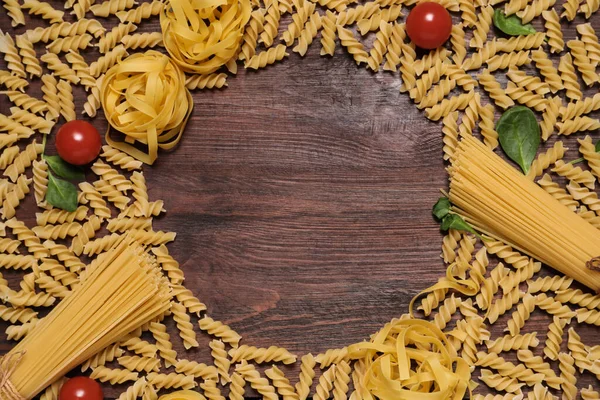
<box><xmin>0</xmin><ymin>0</ymin><xmax>600</xmax><ymax>398</ymax></box>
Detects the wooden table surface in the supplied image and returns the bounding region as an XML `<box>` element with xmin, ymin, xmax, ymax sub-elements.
<box><xmin>1</xmin><ymin>3</ymin><xmax>599</xmax><ymax>398</ymax></box>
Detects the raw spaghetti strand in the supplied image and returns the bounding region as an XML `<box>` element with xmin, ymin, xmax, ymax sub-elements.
<box><xmin>449</xmin><ymin>135</ymin><xmax>600</xmax><ymax>291</ymax></box>
<box><xmin>100</xmin><ymin>50</ymin><xmax>193</xmax><ymax>165</ymax></box>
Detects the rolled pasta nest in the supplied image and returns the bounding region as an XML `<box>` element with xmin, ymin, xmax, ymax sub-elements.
<box><xmin>100</xmin><ymin>50</ymin><xmax>193</xmax><ymax>165</ymax></box>
<box><xmin>160</xmin><ymin>0</ymin><xmax>251</xmax><ymax>74</ymax></box>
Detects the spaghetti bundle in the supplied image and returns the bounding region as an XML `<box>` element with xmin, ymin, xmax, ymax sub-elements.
<box><xmin>160</xmin><ymin>0</ymin><xmax>251</xmax><ymax>74</ymax></box>
<box><xmin>449</xmin><ymin>135</ymin><xmax>600</xmax><ymax>291</ymax></box>
<box><xmin>100</xmin><ymin>50</ymin><xmax>193</xmax><ymax>165</ymax></box>
<box><xmin>0</xmin><ymin>238</ymin><xmax>172</xmax><ymax>399</ymax></box>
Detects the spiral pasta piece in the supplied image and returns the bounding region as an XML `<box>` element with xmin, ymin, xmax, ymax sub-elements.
<box><xmin>2</xmin><ymin>174</ymin><xmax>31</xmax><ymax>219</ymax></box>
<box><xmin>90</xmin><ymin>0</ymin><xmax>136</xmax><ymax>16</ymax></box>
<box><xmin>553</xmin><ymin>159</ymin><xmax>596</xmax><ymax>189</ymax></box>
<box><xmin>149</xmin><ymin>321</ymin><xmax>177</xmax><ymax>367</ymax></box>
<box><xmin>7</xmin><ymin>289</ymin><xmax>55</xmax><ymax>307</ymax></box>
<box><xmin>291</xmin><ymin>10</ymin><xmax>321</xmax><ymax>56</ymax></box>
<box><xmin>478</xmin><ymin>69</ymin><xmax>514</xmax><ymax>110</ymax></box>
<box><xmin>556</xmin><ymin>287</ymin><xmax>600</xmax><ymax>309</ymax></box>
<box><xmin>441</xmin><ymin>111</ymin><xmax>459</xmax><ymax>163</ymax></box>
<box><xmin>229</xmin><ymin>372</ymin><xmax>246</xmax><ymax>400</ymax></box>
<box><xmin>541</xmin><ymin>9</ymin><xmax>563</xmax><ymax>53</ymax></box>
<box><xmin>91</xmin><ymin>366</ymin><xmax>139</xmax><ymax>385</ymax></box>
<box><xmin>567</xmin><ymin>181</ymin><xmax>600</xmax><ymax>214</ymax></box>
<box><xmin>90</xmin><ymin>44</ymin><xmax>128</xmax><ymax>77</ymax></box>
<box><xmin>526</xmin><ymin>141</ymin><xmax>566</xmax><ymax>181</ymax></box>
<box><xmin>175</xmin><ymin>359</ymin><xmax>218</xmax><ymax>380</ymax></box>
<box><xmin>263</xmin><ymin>366</ymin><xmax>295</xmax><ymax>400</ymax></box>
<box><xmin>236</xmin><ymin>362</ymin><xmax>278</xmax><ymax>400</ymax></box>
<box><xmin>356</xmin><ymin>5</ymin><xmax>402</xmax><ymax>36</ymax></box>
<box><xmin>558</xmin><ymin>352</ymin><xmax>577</xmax><ymax>398</ymax></box>
<box><xmin>79</xmin><ymin>181</ymin><xmax>111</xmax><ymax>219</ymax></box>
<box><xmin>40</xmin><ymin>75</ymin><xmax>59</xmax><ymax>121</ymax></box>
<box><xmin>431</xmin><ymin>294</ymin><xmax>461</xmax><ymax>330</ymax></box>
<box><xmin>577</xmin><ymin>23</ymin><xmax>600</xmax><ymax>66</ymax></box>
<box><xmin>10</xmin><ymin>107</ymin><xmax>54</xmax><ymax>135</ymax></box>
<box><xmin>200</xmin><ymin>379</ymin><xmax>225</xmax><ymax>400</ymax></box>
<box><xmin>117</xmin><ymin>0</ymin><xmax>163</xmax><ymax>23</ymax></box>
<box><xmin>171</xmin><ymin>284</ymin><xmax>206</xmax><ymax>315</ymax></box>
<box><xmin>425</xmin><ymin>92</ymin><xmax>474</xmax><ymax>121</ymax></box>
<box><xmin>469</xmin><ymin>5</ymin><xmax>493</xmax><ymax>48</ymax></box>
<box><xmin>537</xmin><ymin>174</ymin><xmax>578</xmax><ymax>211</ymax></box>
<box><xmin>409</xmin><ymin>59</ymin><xmax>448</xmax><ymax>103</ymax></box>
<box><xmin>515</xmin><ymin>350</ymin><xmax>563</xmax><ymax>389</ymax></box>
<box><xmin>535</xmin><ymin>293</ymin><xmax>576</xmax><ymax>319</ymax></box>
<box><xmin>504</xmin><ymin>0</ymin><xmax>528</xmax><ymax>14</ymax></box>
<box><xmin>580</xmin><ymin>0</ymin><xmax>600</xmax><ymax>18</ymax></box>
<box><xmin>35</xmin><ymin>271</ymin><xmax>71</xmax><ymax>298</ymax></box>
<box><xmin>27</xmin><ymin>19</ymin><xmax>105</xmax><ymax>43</ymax></box>
<box><xmin>6</xmin><ymin>319</ymin><xmax>39</xmax><ymax>340</ymax></box>
<box><xmin>295</xmin><ymin>353</ymin><xmax>315</xmax><ymax>400</ymax></box>
<box><xmin>32</xmin><ymin>221</ymin><xmax>82</xmax><ymax>240</ymax></box>
<box><xmin>0</xmin><ymin>71</ymin><xmax>28</xmax><ymax>92</ymax></box>
<box><xmin>0</xmin><ymin>32</ymin><xmax>26</xmax><ymax>78</ymax></box>
<box><xmin>56</xmin><ymin>79</ymin><xmax>76</xmax><ymax>121</ymax></box>
<box><xmin>527</xmin><ymin>275</ymin><xmax>573</xmax><ymax>294</ymax></box>
<box><xmin>336</xmin><ymin>2</ymin><xmax>379</xmax><ymax>26</ymax></box>
<box><xmin>229</xmin><ymin>345</ymin><xmax>297</xmax><ymax>364</ymax></box>
<box><xmin>120</xmin><ymin>32</ymin><xmax>163</xmax><ymax>51</ymax></box>
<box><xmin>3</xmin><ymin>0</ymin><xmax>25</xmax><ymax>26</ymax></box>
<box><xmin>70</xmin><ymin>214</ymin><xmax>102</xmax><ymax>255</ymax></box>
<box><xmin>16</xmin><ymin>35</ymin><xmax>41</xmax><ymax>78</ymax></box>
<box><xmin>0</xmin><ymin>253</ymin><xmax>36</xmax><ymax>270</ymax></box>
<box><xmin>4</xmin><ymin>91</ymin><xmax>48</xmax><ymax>117</ymax></box>
<box><xmin>506</xmin><ymin>293</ymin><xmax>536</xmax><ymax>336</ymax></box>
<box><xmin>568</xmin><ymin>39</ymin><xmax>599</xmax><ymax>86</ymax></box>
<box><xmin>558</xmin><ymin>116</ymin><xmax>600</xmax><ymax>136</ymax></box>
<box><xmin>100</xmin><ymin>145</ymin><xmax>143</xmax><ymax>170</ymax></box>
<box><xmin>118</xmin><ymin>356</ymin><xmax>160</xmax><ymax>373</ymax></box>
<box><xmin>336</xmin><ymin>26</ymin><xmax>368</xmax><ymax>66</ymax></box>
<box><xmin>313</xmin><ymin>364</ymin><xmax>336</xmax><ymax>400</ymax></box>
<box><xmin>22</xmin><ymin>0</ymin><xmax>64</xmax><ymax>23</ymax></box>
<box><xmin>40</xmin><ymin>52</ymin><xmax>79</xmax><ymax>85</ymax></box>
<box><xmin>568</xmin><ymin>326</ymin><xmax>597</xmax><ymax>372</ymax></box>
<box><xmin>487</xmin><ymin>50</ymin><xmax>531</xmax><ymax>73</ymax></box>
<box><xmin>39</xmin><ymin>377</ymin><xmax>67</xmax><ymax>400</ymax></box>
<box><xmin>46</xmin><ymin>34</ymin><xmax>93</xmax><ymax>54</ymax></box>
<box><xmin>43</xmin><ymin>240</ymin><xmax>84</xmax><ymax>274</ymax></box>
<box><xmin>576</xmin><ymin>308</ymin><xmax>600</xmax><ymax>326</ymax></box>
<box><xmin>39</xmin><ymin>258</ymin><xmax>78</xmax><ymax>287</ymax></box>
<box><xmin>0</xmin><ymin>147</ymin><xmax>19</xmax><ymax>171</ymax></box>
<box><xmin>487</xmin><ymin>286</ymin><xmax>520</xmax><ymax>324</ymax></box>
<box><xmin>99</xmin><ymin>22</ymin><xmax>137</xmax><ymax>54</ymax></box>
<box><xmin>258</xmin><ymin>0</ymin><xmax>280</xmax><ymax>48</ymax></box>
<box><xmin>558</xmin><ymin>53</ymin><xmax>582</xmax><ymax>101</ymax></box>
<box><xmin>515</xmin><ymin>0</ymin><xmax>555</xmax><ymax>23</ymax></box>
<box><xmin>561</xmin><ymin>0</ymin><xmax>579</xmax><ymax>19</ymax></box>
<box><xmin>319</xmin><ymin>10</ymin><xmax>337</xmax><ymax>57</ymax></box>
<box><xmin>479</xmin><ymin>370</ymin><xmax>524</xmax><ymax>394</ymax></box>
<box><xmin>475</xmin><ymin>352</ymin><xmax>544</xmax><ymax>386</ymax></box>
<box><xmin>582</xmin><ymin>386</ymin><xmax>600</xmax><ymax>400</ymax></box>
<box><xmin>449</xmin><ymin>25</ymin><xmax>466</xmax><ymax>66</ymax></box>
<box><xmin>6</xmin><ymin>217</ymin><xmax>49</xmax><ymax>258</ymax></box>
<box><xmin>505</xmin><ymin>81</ymin><xmax>547</xmax><ymax>111</ymax></box>
<box><xmin>0</xmin><ymin>305</ymin><xmax>37</xmax><ymax>324</ymax></box>
<box><xmin>120</xmin><ymin>336</ymin><xmax>158</xmax><ymax>358</ymax></box>
<box><xmin>485</xmin><ymin>332</ymin><xmax>539</xmax><ymax>354</ymax></box>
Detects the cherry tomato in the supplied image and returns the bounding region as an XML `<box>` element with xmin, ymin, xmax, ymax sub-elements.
<box><xmin>59</xmin><ymin>377</ymin><xmax>103</xmax><ymax>400</ymax></box>
<box><xmin>55</xmin><ymin>120</ymin><xmax>102</xmax><ymax>165</ymax></box>
<box><xmin>406</xmin><ymin>2</ymin><xmax>453</xmax><ymax>50</ymax></box>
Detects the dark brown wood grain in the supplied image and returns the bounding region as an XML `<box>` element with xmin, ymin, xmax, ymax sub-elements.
<box><xmin>1</xmin><ymin>3</ymin><xmax>600</xmax><ymax>398</ymax></box>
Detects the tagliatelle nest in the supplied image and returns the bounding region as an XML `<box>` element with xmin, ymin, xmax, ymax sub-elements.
<box><xmin>100</xmin><ymin>51</ymin><xmax>193</xmax><ymax>165</ymax></box>
<box><xmin>160</xmin><ymin>0</ymin><xmax>251</xmax><ymax>74</ymax></box>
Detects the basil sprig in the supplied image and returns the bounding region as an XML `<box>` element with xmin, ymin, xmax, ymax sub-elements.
<box><xmin>44</xmin><ymin>155</ymin><xmax>85</xmax><ymax>211</ymax></box>
<box><xmin>493</xmin><ymin>9</ymin><xmax>536</xmax><ymax>36</ymax></box>
<box><xmin>496</xmin><ymin>106</ymin><xmax>541</xmax><ymax>175</ymax></box>
<box><xmin>432</xmin><ymin>197</ymin><xmax>480</xmax><ymax>238</ymax></box>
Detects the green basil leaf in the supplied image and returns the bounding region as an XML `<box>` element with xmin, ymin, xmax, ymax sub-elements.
<box><xmin>433</xmin><ymin>197</ymin><xmax>451</xmax><ymax>220</ymax></box>
<box><xmin>440</xmin><ymin>214</ymin><xmax>479</xmax><ymax>237</ymax></box>
<box><xmin>496</xmin><ymin>106</ymin><xmax>540</xmax><ymax>174</ymax></box>
<box><xmin>595</xmin><ymin>140</ymin><xmax>600</xmax><ymax>153</ymax></box>
<box><xmin>46</xmin><ymin>172</ymin><xmax>78</xmax><ymax>212</ymax></box>
<box><xmin>493</xmin><ymin>9</ymin><xmax>536</xmax><ymax>36</ymax></box>
<box><xmin>44</xmin><ymin>155</ymin><xmax>85</xmax><ymax>181</ymax></box>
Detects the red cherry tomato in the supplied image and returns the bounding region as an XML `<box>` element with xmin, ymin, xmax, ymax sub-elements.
<box><xmin>406</xmin><ymin>2</ymin><xmax>453</xmax><ymax>50</ymax></box>
<box><xmin>59</xmin><ymin>377</ymin><xmax>103</xmax><ymax>400</ymax></box>
<box><xmin>55</xmin><ymin>120</ymin><xmax>102</xmax><ymax>165</ymax></box>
